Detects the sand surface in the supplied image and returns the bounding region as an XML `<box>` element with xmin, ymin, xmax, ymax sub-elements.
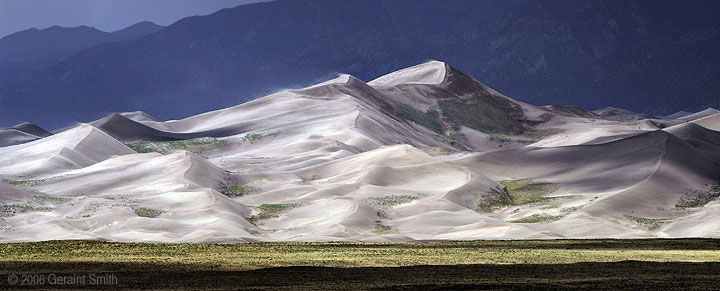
<box><xmin>1</xmin><ymin>61</ymin><xmax>719</xmax><ymax>242</ymax></box>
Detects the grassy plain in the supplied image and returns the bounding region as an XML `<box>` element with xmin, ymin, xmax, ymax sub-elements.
<box><xmin>0</xmin><ymin>239</ymin><xmax>718</xmax><ymax>289</ymax></box>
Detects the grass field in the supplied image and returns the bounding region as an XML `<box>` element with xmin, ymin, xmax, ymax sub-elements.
<box><xmin>0</xmin><ymin>239</ymin><xmax>718</xmax><ymax>289</ymax></box>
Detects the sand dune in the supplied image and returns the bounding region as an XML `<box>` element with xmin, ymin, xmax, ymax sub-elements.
<box><xmin>1</xmin><ymin>61</ymin><xmax>719</xmax><ymax>242</ymax></box>
<box><xmin>692</xmin><ymin>113</ymin><xmax>720</xmax><ymax>130</ymax></box>
<box><xmin>593</xmin><ymin>107</ymin><xmax>655</xmax><ymax>120</ymax></box>
<box><xmin>679</xmin><ymin>108</ymin><xmax>720</xmax><ymax>121</ymax></box>
<box><xmin>529</xmin><ymin>128</ymin><xmax>643</xmax><ymax>147</ymax></box>
<box><xmin>120</xmin><ymin>111</ymin><xmax>158</xmax><ymax>122</ymax></box>
<box><xmin>0</xmin><ymin>124</ymin><xmax>134</xmax><ymax>177</ymax></box>
<box><xmin>1</xmin><ymin>151</ymin><xmax>257</xmax><ymax>242</ymax></box>
<box><xmin>453</xmin><ymin>127</ymin><xmax>720</xmax><ymax>238</ymax></box>
<box><xmin>662</xmin><ymin>110</ymin><xmax>693</xmax><ymax>119</ymax></box>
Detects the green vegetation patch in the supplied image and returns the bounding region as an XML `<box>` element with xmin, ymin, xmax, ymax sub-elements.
<box><xmin>510</xmin><ymin>214</ymin><xmax>565</xmax><ymax>223</ymax></box>
<box><xmin>2</xmin><ymin>204</ymin><xmax>53</xmax><ymax>215</ymax></box>
<box><xmin>30</xmin><ymin>195</ymin><xmax>71</xmax><ymax>204</ymax></box>
<box><xmin>1</xmin><ymin>195</ymin><xmax>70</xmax><ymax>216</ymax></box>
<box><xmin>624</xmin><ymin>215</ymin><xmax>674</xmax><ymax>230</ymax></box>
<box><xmin>365</xmin><ymin>194</ymin><xmax>426</xmax><ymax>210</ymax></box>
<box><xmin>126</xmin><ymin>137</ymin><xmax>228</xmax><ymax>154</ymax></box>
<box><xmin>523</xmin><ymin>128</ymin><xmax>564</xmax><ymax>140</ymax></box>
<box><xmin>675</xmin><ymin>186</ymin><xmax>720</xmax><ymax>208</ymax></box>
<box><xmin>438</xmin><ymin>95</ymin><xmax>525</xmax><ymax>135</ymax></box>
<box><xmin>131</xmin><ymin>206</ymin><xmax>166</xmax><ymax>218</ymax></box>
<box><xmin>443</xmin><ymin>135</ymin><xmax>469</xmax><ymax>149</ymax></box>
<box><xmin>0</xmin><ymin>240</ymin><xmax>718</xmax><ymax>273</ymax></box>
<box><xmin>372</xmin><ymin>224</ymin><xmax>396</xmax><ymax>234</ymax></box>
<box><xmin>432</xmin><ymin>147</ymin><xmax>458</xmax><ymax>154</ymax></box>
<box><xmin>508</xmin><ymin>205</ymin><xmax>583</xmax><ymax>223</ymax></box>
<box><xmin>498</xmin><ymin>179</ymin><xmax>560</xmax><ymax>205</ymax></box>
<box><xmin>7</xmin><ymin>179</ymin><xmax>46</xmax><ymax>186</ymax></box>
<box><xmin>243</xmin><ymin>132</ymin><xmax>265</xmax><ymax>141</ymax></box>
<box><xmin>476</xmin><ymin>187</ymin><xmax>513</xmax><ymax>212</ymax></box>
<box><xmin>220</xmin><ymin>185</ymin><xmax>259</xmax><ymax>197</ymax></box>
<box><xmin>487</xmin><ymin>133</ymin><xmax>535</xmax><ymax>144</ymax></box>
<box><xmin>393</xmin><ymin>101</ymin><xmax>444</xmax><ymax>133</ymax></box>
<box><xmin>247</xmin><ymin>203</ymin><xmax>298</xmax><ymax>225</ymax></box>
<box><xmin>488</xmin><ymin>133</ymin><xmax>512</xmax><ymax>142</ymax></box>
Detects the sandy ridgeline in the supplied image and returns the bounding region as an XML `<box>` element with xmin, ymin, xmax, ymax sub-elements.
<box><xmin>0</xmin><ymin>61</ymin><xmax>719</xmax><ymax>242</ymax></box>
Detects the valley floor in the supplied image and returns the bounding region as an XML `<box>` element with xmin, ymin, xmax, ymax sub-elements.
<box><xmin>0</xmin><ymin>239</ymin><xmax>718</xmax><ymax>289</ymax></box>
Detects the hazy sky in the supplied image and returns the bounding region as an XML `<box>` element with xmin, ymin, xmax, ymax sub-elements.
<box><xmin>0</xmin><ymin>0</ymin><xmax>268</xmax><ymax>37</ymax></box>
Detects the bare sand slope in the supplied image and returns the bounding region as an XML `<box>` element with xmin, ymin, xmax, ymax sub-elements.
<box><xmin>453</xmin><ymin>127</ymin><xmax>720</xmax><ymax>238</ymax></box>
<box><xmin>1</xmin><ymin>151</ymin><xmax>257</xmax><ymax>243</ymax></box>
<box><xmin>680</xmin><ymin>108</ymin><xmax>720</xmax><ymax>121</ymax></box>
<box><xmin>692</xmin><ymin>113</ymin><xmax>720</xmax><ymax>130</ymax></box>
<box><xmin>592</xmin><ymin>107</ymin><xmax>656</xmax><ymax>120</ymax></box>
<box><xmin>0</xmin><ymin>182</ymin><xmax>45</xmax><ymax>204</ymax></box>
<box><xmin>0</xmin><ymin>124</ymin><xmax>134</xmax><ymax>177</ymax></box>
<box><xmin>528</xmin><ymin>128</ymin><xmax>643</xmax><ymax>147</ymax></box>
<box><xmin>1</xmin><ymin>61</ymin><xmax>719</xmax><ymax>242</ymax></box>
<box><xmin>93</xmin><ymin>74</ymin><xmax>454</xmax><ymax>152</ymax></box>
<box><xmin>229</xmin><ymin>144</ymin><xmax>544</xmax><ymax>241</ymax></box>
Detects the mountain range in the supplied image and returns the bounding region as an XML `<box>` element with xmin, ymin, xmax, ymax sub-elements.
<box><xmin>0</xmin><ymin>21</ymin><xmax>163</xmax><ymax>75</ymax></box>
<box><xmin>1</xmin><ymin>0</ymin><xmax>719</xmax><ymax>128</ymax></box>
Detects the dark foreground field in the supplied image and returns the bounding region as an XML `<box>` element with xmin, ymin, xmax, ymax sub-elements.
<box><xmin>0</xmin><ymin>239</ymin><xmax>718</xmax><ymax>290</ymax></box>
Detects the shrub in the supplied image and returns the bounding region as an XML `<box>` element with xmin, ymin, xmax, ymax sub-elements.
<box><xmin>132</xmin><ymin>206</ymin><xmax>166</xmax><ymax>218</ymax></box>
<box><xmin>675</xmin><ymin>186</ymin><xmax>720</xmax><ymax>208</ymax></box>
<box><xmin>498</xmin><ymin>179</ymin><xmax>561</xmax><ymax>205</ymax></box>
<box><xmin>8</xmin><ymin>179</ymin><xmax>46</xmax><ymax>186</ymax></box>
<box><xmin>247</xmin><ymin>203</ymin><xmax>298</xmax><ymax>225</ymax></box>
<box><xmin>364</xmin><ymin>194</ymin><xmax>426</xmax><ymax>210</ymax></box>
<box><xmin>220</xmin><ymin>185</ymin><xmax>259</xmax><ymax>197</ymax></box>
<box><xmin>126</xmin><ymin>137</ymin><xmax>228</xmax><ymax>154</ymax></box>
<box><xmin>510</xmin><ymin>214</ymin><xmax>564</xmax><ymax>223</ymax></box>
<box><xmin>372</xmin><ymin>224</ymin><xmax>396</xmax><ymax>234</ymax></box>
<box><xmin>244</xmin><ymin>132</ymin><xmax>264</xmax><ymax>141</ymax></box>
<box><xmin>623</xmin><ymin>215</ymin><xmax>673</xmax><ymax>230</ymax></box>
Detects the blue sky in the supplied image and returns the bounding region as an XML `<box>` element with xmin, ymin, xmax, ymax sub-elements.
<box><xmin>0</xmin><ymin>0</ymin><xmax>267</xmax><ymax>37</ymax></box>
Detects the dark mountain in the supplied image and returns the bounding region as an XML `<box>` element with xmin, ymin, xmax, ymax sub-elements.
<box><xmin>0</xmin><ymin>122</ymin><xmax>52</xmax><ymax>147</ymax></box>
<box><xmin>0</xmin><ymin>21</ymin><xmax>164</xmax><ymax>73</ymax></box>
<box><xmin>1</xmin><ymin>0</ymin><xmax>719</xmax><ymax>128</ymax></box>
<box><xmin>0</xmin><ymin>25</ymin><xmax>109</xmax><ymax>70</ymax></box>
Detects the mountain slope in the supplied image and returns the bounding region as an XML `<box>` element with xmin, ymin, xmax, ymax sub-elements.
<box><xmin>2</xmin><ymin>0</ymin><xmax>719</xmax><ymax>128</ymax></box>
<box><xmin>0</xmin><ymin>122</ymin><xmax>52</xmax><ymax>147</ymax></box>
<box><xmin>0</xmin><ymin>21</ymin><xmax>164</xmax><ymax>88</ymax></box>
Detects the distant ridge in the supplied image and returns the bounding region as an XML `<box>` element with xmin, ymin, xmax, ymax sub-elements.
<box><xmin>679</xmin><ymin>108</ymin><xmax>720</xmax><ymax>121</ymax></box>
<box><xmin>0</xmin><ymin>21</ymin><xmax>164</xmax><ymax>73</ymax></box>
<box><xmin>0</xmin><ymin>122</ymin><xmax>52</xmax><ymax>147</ymax></box>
